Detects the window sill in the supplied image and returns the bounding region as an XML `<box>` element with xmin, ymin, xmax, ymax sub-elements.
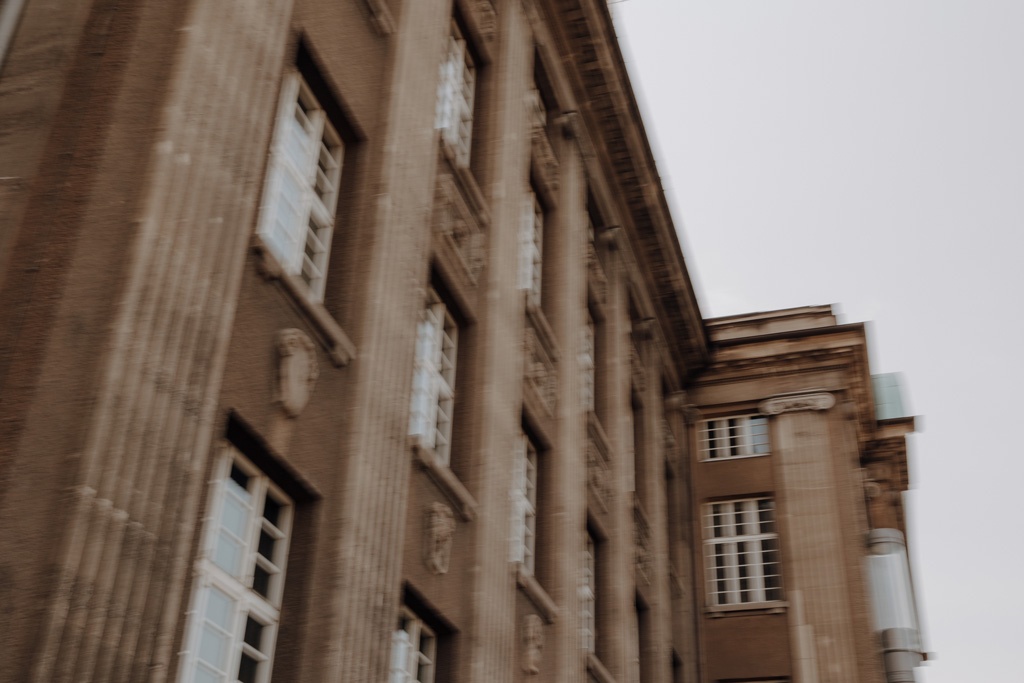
<box><xmin>440</xmin><ymin>145</ymin><xmax>489</xmax><ymax>226</ymax></box>
<box><xmin>705</xmin><ymin>601</ymin><xmax>788</xmax><ymax>617</ymax></box>
<box><xmin>515</xmin><ymin>565</ymin><xmax>559</xmax><ymax>624</ymax></box>
<box><xmin>252</xmin><ymin>235</ymin><xmax>356</xmax><ymax>367</ymax></box>
<box><xmin>586</xmin><ymin>653</ymin><xmax>616</xmax><ymax>683</ymax></box>
<box><xmin>411</xmin><ymin>442</ymin><xmax>477</xmax><ymax>521</ymax></box>
<box><xmin>699</xmin><ymin>453</ymin><xmax>772</xmax><ymax>463</ymax></box>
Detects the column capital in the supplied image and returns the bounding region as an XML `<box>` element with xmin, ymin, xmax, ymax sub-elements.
<box><xmin>758</xmin><ymin>391</ymin><xmax>835</xmax><ymax>415</ymax></box>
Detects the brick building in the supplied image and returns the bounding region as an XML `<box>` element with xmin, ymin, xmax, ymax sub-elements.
<box><xmin>0</xmin><ymin>1</ymin><xmax>924</xmax><ymax>682</ymax></box>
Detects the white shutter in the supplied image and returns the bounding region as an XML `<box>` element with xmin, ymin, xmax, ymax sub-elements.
<box><xmin>580</xmin><ymin>317</ymin><xmax>595</xmax><ymax>412</ymax></box>
<box><xmin>435</xmin><ymin>39</ymin><xmax>457</xmax><ymax>136</ymax></box>
<box><xmin>517</xmin><ymin>196</ymin><xmax>536</xmax><ymax>292</ymax></box>
<box><xmin>389</xmin><ymin>629</ymin><xmax>412</xmax><ymax>683</ymax></box>
<box><xmin>508</xmin><ymin>434</ymin><xmax>528</xmax><ymax>563</ymax></box>
<box><xmin>455</xmin><ymin>51</ymin><xmax>474</xmax><ymax>166</ymax></box>
<box><xmin>409</xmin><ymin>309</ymin><xmax>441</xmax><ymax>446</ymax></box>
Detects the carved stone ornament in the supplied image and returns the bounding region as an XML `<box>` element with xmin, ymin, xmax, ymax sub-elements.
<box><xmin>424</xmin><ymin>502</ymin><xmax>457</xmax><ymax>575</ymax></box>
<box><xmin>757</xmin><ymin>392</ymin><xmax>835</xmax><ymax>416</ymax></box>
<box><xmin>275</xmin><ymin>328</ymin><xmax>319</xmax><ymax>418</ymax></box>
<box><xmin>476</xmin><ymin>0</ymin><xmax>497</xmax><ymax>43</ymax></box>
<box><xmin>522</xmin><ymin>613</ymin><xmax>544</xmax><ymax>675</ymax></box>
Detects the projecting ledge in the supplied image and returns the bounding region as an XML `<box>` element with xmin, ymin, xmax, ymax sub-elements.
<box><xmin>412</xmin><ymin>443</ymin><xmax>477</xmax><ymax>521</ymax></box>
<box><xmin>252</xmin><ymin>236</ymin><xmax>356</xmax><ymax>367</ymax></box>
<box><xmin>516</xmin><ymin>566</ymin><xmax>559</xmax><ymax>625</ymax></box>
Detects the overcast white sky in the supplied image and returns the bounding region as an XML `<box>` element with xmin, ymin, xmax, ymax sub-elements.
<box><xmin>611</xmin><ymin>2</ymin><xmax>1024</xmax><ymax>681</ymax></box>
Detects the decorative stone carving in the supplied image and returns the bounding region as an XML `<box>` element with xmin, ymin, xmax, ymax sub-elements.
<box><xmin>524</xmin><ymin>317</ymin><xmax>557</xmax><ymax>415</ymax></box>
<box><xmin>758</xmin><ymin>391</ymin><xmax>835</xmax><ymax>415</ymax></box>
<box><xmin>424</xmin><ymin>502</ymin><xmax>456</xmax><ymax>575</ymax></box>
<box><xmin>522</xmin><ymin>613</ymin><xmax>544</xmax><ymax>675</ymax></box>
<box><xmin>586</xmin><ymin>438</ymin><xmax>610</xmax><ymax>507</ymax></box>
<box><xmin>662</xmin><ymin>418</ymin><xmax>677</xmax><ymax>466</ymax></box>
<box><xmin>475</xmin><ymin>0</ymin><xmax>497</xmax><ymax>43</ymax></box>
<box><xmin>630</xmin><ymin>340</ymin><xmax>646</xmax><ymax>394</ymax></box>
<box><xmin>586</xmin><ymin>238</ymin><xmax>607</xmax><ymax>304</ymax></box>
<box><xmin>275</xmin><ymin>328</ymin><xmax>319</xmax><ymax>418</ymax></box>
<box><xmin>634</xmin><ymin>502</ymin><xmax>652</xmax><ymax>586</ymax></box>
<box><xmin>531</xmin><ymin>129</ymin><xmax>560</xmax><ymax>195</ymax></box>
<box><xmin>434</xmin><ymin>174</ymin><xmax>485</xmax><ymax>283</ymax></box>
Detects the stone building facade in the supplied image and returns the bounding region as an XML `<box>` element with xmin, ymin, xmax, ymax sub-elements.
<box><xmin>0</xmin><ymin>1</ymin><xmax>924</xmax><ymax>683</ymax></box>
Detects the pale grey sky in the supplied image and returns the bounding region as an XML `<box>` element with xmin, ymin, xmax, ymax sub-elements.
<box><xmin>611</xmin><ymin>2</ymin><xmax>1024</xmax><ymax>681</ymax></box>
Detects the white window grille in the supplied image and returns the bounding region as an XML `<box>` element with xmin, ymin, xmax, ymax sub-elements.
<box><xmin>698</xmin><ymin>415</ymin><xmax>770</xmax><ymax>460</ymax></box>
<box><xmin>509</xmin><ymin>431</ymin><xmax>539</xmax><ymax>573</ymax></box>
<box><xmin>581</xmin><ymin>532</ymin><xmax>596</xmax><ymax>654</ymax></box>
<box><xmin>702</xmin><ymin>498</ymin><xmax>782</xmax><ymax>606</ymax></box>
<box><xmin>179</xmin><ymin>448</ymin><xmax>293</xmax><ymax>683</ymax></box>
<box><xmin>389</xmin><ymin>609</ymin><xmax>436</xmax><ymax>683</ymax></box>
<box><xmin>409</xmin><ymin>289</ymin><xmax>459</xmax><ymax>466</ymax></box>
<box><xmin>257</xmin><ymin>72</ymin><xmax>343</xmax><ymax>302</ymax></box>
<box><xmin>435</xmin><ymin>22</ymin><xmax>475</xmax><ymax>168</ymax></box>
<box><xmin>517</xmin><ymin>191</ymin><xmax>544</xmax><ymax>308</ymax></box>
<box><xmin>581</xmin><ymin>312</ymin><xmax>595</xmax><ymax>413</ymax></box>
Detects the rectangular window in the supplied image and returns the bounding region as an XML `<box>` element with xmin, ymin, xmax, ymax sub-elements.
<box><xmin>509</xmin><ymin>431</ymin><xmax>539</xmax><ymax>574</ymax></box>
<box><xmin>703</xmin><ymin>498</ymin><xmax>782</xmax><ymax>606</ymax></box>
<box><xmin>517</xmin><ymin>190</ymin><xmax>544</xmax><ymax>309</ymax></box>
<box><xmin>581</xmin><ymin>532</ymin><xmax>596</xmax><ymax>654</ymax></box>
<box><xmin>699</xmin><ymin>415</ymin><xmax>770</xmax><ymax>460</ymax></box>
<box><xmin>258</xmin><ymin>72</ymin><xmax>343</xmax><ymax>302</ymax></box>
<box><xmin>180</xmin><ymin>449</ymin><xmax>293</xmax><ymax>683</ymax></box>
<box><xmin>409</xmin><ymin>289</ymin><xmax>459</xmax><ymax>466</ymax></box>
<box><xmin>581</xmin><ymin>312</ymin><xmax>595</xmax><ymax>413</ymax></box>
<box><xmin>435</xmin><ymin>21</ymin><xmax>475</xmax><ymax>168</ymax></box>
<box><xmin>389</xmin><ymin>609</ymin><xmax>436</xmax><ymax>683</ymax></box>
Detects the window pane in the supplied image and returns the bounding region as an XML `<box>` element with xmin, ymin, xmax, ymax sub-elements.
<box><xmin>263</xmin><ymin>494</ymin><xmax>282</xmax><ymax>528</ymax></box>
<box><xmin>244</xmin><ymin>616</ymin><xmax>264</xmax><ymax>650</ymax></box>
<box><xmin>221</xmin><ymin>493</ymin><xmax>250</xmax><ymax>538</ymax></box>
<box><xmin>230</xmin><ymin>465</ymin><xmax>250</xmax><ymax>490</ymax></box>
<box><xmin>204</xmin><ymin>586</ymin><xmax>234</xmax><ymax>629</ymax></box>
<box><xmin>252</xmin><ymin>564</ymin><xmax>271</xmax><ymax>598</ymax></box>
<box><xmin>237</xmin><ymin>652</ymin><xmax>259</xmax><ymax>683</ymax></box>
<box><xmin>258</xmin><ymin>529</ymin><xmax>276</xmax><ymax>560</ymax></box>
<box><xmin>198</xmin><ymin>625</ymin><xmax>230</xmax><ymax>670</ymax></box>
<box><xmin>213</xmin><ymin>533</ymin><xmax>244</xmax><ymax>576</ymax></box>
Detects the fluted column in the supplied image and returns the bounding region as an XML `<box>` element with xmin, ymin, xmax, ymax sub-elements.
<box><xmin>328</xmin><ymin>0</ymin><xmax>451</xmax><ymax>681</ymax></box>
<box><xmin>23</xmin><ymin>0</ymin><xmax>297</xmax><ymax>681</ymax></box>
<box><xmin>546</xmin><ymin>119</ymin><xmax>587</xmax><ymax>683</ymax></box>
<box><xmin>462</xmin><ymin>1</ymin><xmax>534</xmax><ymax>681</ymax></box>
<box><xmin>637</xmin><ymin>332</ymin><xmax>672</xmax><ymax>683</ymax></box>
<box><xmin>598</xmin><ymin>227</ymin><xmax>635</xmax><ymax>682</ymax></box>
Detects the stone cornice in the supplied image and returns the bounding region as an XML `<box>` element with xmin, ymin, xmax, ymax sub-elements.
<box><xmin>548</xmin><ymin>0</ymin><xmax>708</xmax><ymax>378</ymax></box>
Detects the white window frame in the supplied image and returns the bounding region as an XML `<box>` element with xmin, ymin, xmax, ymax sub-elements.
<box><xmin>581</xmin><ymin>532</ymin><xmax>596</xmax><ymax>654</ymax></box>
<box><xmin>409</xmin><ymin>288</ymin><xmax>459</xmax><ymax>467</ymax></box>
<box><xmin>698</xmin><ymin>414</ymin><xmax>770</xmax><ymax>461</ymax></box>
<box><xmin>509</xmin><ymin>431</ymin><xmax>539</xmax><ymax>573</ymax></box>
<box><xmin>517</xmin><ymin>190</ymin><xmax>544</xmax><ymax>309</ymax></box>
<box><xmin>702</xmin><ymin>497</ymin><xmax>782</xmax><ymax>607</ymax></box>
<box><xmin>179</xmin><ymin>447</ymin><xmax>294</xmax><ymax>683</ymax></box>
<box><xmin>257</xmin><ymin>71</ymin><xmax>344</xmax><ymax>302</ymax></box>
<box><xmin>435</xmin><ymin>21</ymin><xmax>475</xmax><ymax>168</ymax></box>
<box><xmin>389</xmin><ymin>609</ymin><xmax>437</xmax><ymax>683</ymax></box>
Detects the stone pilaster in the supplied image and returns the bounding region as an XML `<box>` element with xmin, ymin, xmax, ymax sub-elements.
<box><xmin>462</xmin><ymin>2</ymin><xmax>534</xmax><ymax>681</ymax></box>
<box><xmin>545</xmin><ymin>113</ymin><xmax>587</xmax><ymax>683</ymax></box>
<box><xmin>762</xmin><ymin>392</ymin><xmax>862</xmax><ymax>683</ymax></box>
<box><xmin>327</xmin><ymin>0</ymin><xmax>452</xmax><ymax>681</ymax></box>
<box><xmin>599</xmin><ymin>227</ymin><xmax>636</xmax><ymax>682</ymax></box>
<box><xmin>636</xmin><ymin>342</ymin><xmax>672</xmax><ymax>683</ymax></box>
<box><xmin>25</xmin><ymin>0</ymin><xmax>297</xmax><ymax>680</ymax></box>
